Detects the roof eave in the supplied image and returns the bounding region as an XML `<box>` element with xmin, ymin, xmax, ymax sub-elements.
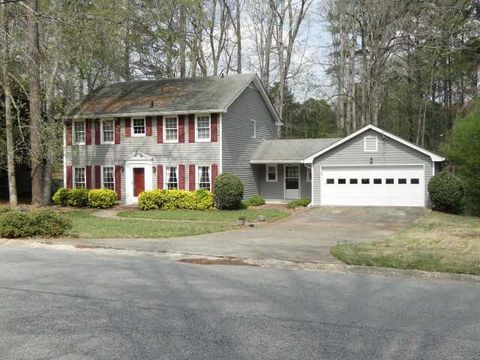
<box><xmin>66</xmin><ymin>108</ymin><xmax>227</xmax><ymax>119</ymax></box>
<box><xmin>250</xmin><ymin>159</ymin><xmax>305</xmax><ymax>164</ymax></box>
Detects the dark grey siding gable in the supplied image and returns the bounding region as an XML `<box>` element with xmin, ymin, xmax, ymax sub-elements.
<box><xmin>222</xmin><ymin>83</ymin><xmax>277</xmax><ymax>198</ymax></box>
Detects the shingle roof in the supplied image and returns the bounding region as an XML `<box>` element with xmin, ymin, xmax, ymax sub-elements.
<box><xmin>251</xmin><ymin>138</ymin><xmax>341</xmax><ymax>163</ymax></box>
<box><xmin>68</xmin><ymin>74</ymin><xmax>258</xmax><ymax>118</ymax></box>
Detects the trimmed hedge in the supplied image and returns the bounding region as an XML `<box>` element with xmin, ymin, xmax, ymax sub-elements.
<box><xmin>53</xmin><ymin>188</ymin><xmax>118</xmax><ymax>208</ymax></box>
<box><xmin>243</xmin><ymin>195</ymin><xmax>265</xmax><ymax>207</ymax></box>
<box><xmin>0</xmin><ymin>209</ymin><xmax>72</xmax><ymax>238</ymax></box>
<box><xmin>138</xmin><ymin>189</ymin><xmax>214</xmax><ymax>210</ymax></box>
<box><xmin>428</xmin><ymin>172</ymin><xmax>464</xmax><ymax>213</ymax></box>
<box><xmin>287</xmin><ymin>198</ymin><xmax>311</xmax><ymax>209</ymax></box>
<box><xmin>214</xmin><ymin>172</ymin><xmax>244</xmax><ymax>210</ymax></box>
<box><xmin>88</xmin><ymin>189</ymin><xmax>117</xmax><ymax>208</ymax></box>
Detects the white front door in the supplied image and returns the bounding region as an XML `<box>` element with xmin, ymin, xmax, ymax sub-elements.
<box><xmin>320</xmin><ymin>165</ymin><xmax>425</xmax><ymax>206</ymax></box>
<box><xmin>284</xmin><ymin>165</ymin><xmax>300</xmax><ymax>199</ymax></box>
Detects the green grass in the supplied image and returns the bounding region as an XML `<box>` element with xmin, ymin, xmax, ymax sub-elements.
<box><xmin>331</xmin><ymin>211</ymin><xmax>480</xmax><ymax>275</ymax></box>
<box><xmin>117</xmin><ymin>208</ymin><xmax>290</xmax><ymax>222</ymax></box>
<box><xmin>65</xmin><ymin>210</ymin><xmax>235</xmax><ymax>238</ymax></box>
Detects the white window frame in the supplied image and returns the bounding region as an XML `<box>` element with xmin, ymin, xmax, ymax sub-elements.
<box><xmin>196</xmin><ymin>165</ymin><xmax>211</xmax><ymax>190</ymax></box>
<box><xmin>306</xmin><ymin>167</ymin><xmax>312</xmax><ymax>183</ymax></box>
<box><xmin>100</xmin><ymin>119</ymin><xmax>115</xmax><ymax>144</ymax></box>
<box><xmin>73</xmin><ymin>120</ymin><xmax>86</xmax><ymax>145</ymax></box>
<box><xmin>101</xmin><ymin>165</ymin><xmax>115</xmax><ymax>190</ymax></box>
<box><xmin>163</xmin><ymin>116</ymin><xmax>179</xmax><ymax>143</ymax></box>
<box><xmin>251</xmin><ymin>119</ymin><xmax>257</xmax><ymax>139</ymax></box>
<box><xmin>195</xmin><ymin>114</ymin><xmax>211</xmax><ymax>142</ymax></box>
<box><xmin>73</xmin><ymin>167</ymin><xmax>86</xmax><ymax>189</ymax></box>
<box><xmin>132</xmin><ymin>117</ymin><xmax>146</xmax><ymax>137</ymax></box>
<box><xmin>164</xmin><ymin>165</ymin><xmax>179</xmax><ymax>190</ymax></box>
<box><xmin>364</xmin><ymin>135</ymin><xmax>378</xmax><ymax>152</ymax></box>
<box><xmin>266</xmin><ymin>164</ymin><xmax>278</xmax><ymax>182</ymax></box>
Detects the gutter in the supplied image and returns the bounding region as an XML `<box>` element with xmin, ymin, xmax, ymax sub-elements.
<box><xmin>66</xmin><ymin>108</ymin><xmax>227</xmax><ymax>120</ymax></box>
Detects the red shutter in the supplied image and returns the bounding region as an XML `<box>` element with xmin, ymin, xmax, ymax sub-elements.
<box><xmin>211</xmin><ymin>113</ymin><xmax>218</xmax><ymax>142</ymax></box>
<box><xmin>211</xmin><ymin>164</ymin><xmax>218</xmax><ymax>190</ymax></box>
<box><xmin>66</xmin><ymin>124</ymin><xmax>72</xmax><ymax>145</ymax></box>
<box><xmin>86</xmin><ymin>119</ymin><xmax>92</xmax><ymax>145</ymax></box>
<box><xmin>146</xmin><ymin>116</ymin><xmax>152</xmax><ymax>136</ymax></box>
<box><xmin>157</xmin><ymin>165</ymin><xmax>163</xmax><ymax>189</ymax></box>
<box><xmin>178</xmin><ymin>115</ymin><xmax>185</xmax><ymax>143</ymax></box>
<box><xmin>189</xmin><ymin>165</ymin><xmax>196</xmax><ymax>191</ymax></box>
<box><xmin>125</xmin><ymin>118</ymin><xmax>131</xmax><ymax>137</ymax></box>
<box><xmin>179</xmin><ymin>165</ymin><xmax>185</xmax><ymax>190</ymax></box>
<box><xmin>157</xmin><ymin>116</ymin><xmax>163</xmax><ymax>143</ymax></box>
<box><xmin>95</xmin><ymin>120</ymin><xmax>101</xmax><ymax>145</ymax></box>
<box><xmin>114</xmin><ymin>118</ymin><xmax>121</xmax><ymax>144</ymax></box>
<box><xmin>189</xmin><ymin>114</ymin><xmax>195</xmax><ymax>143</ymax></box>
<box><xmin>66</xmin><ymin>165</ymin><xmax>72</xmax><ymax>189</ymax></box>
<box><xmin>94</xmin><ymin>165</ymin><xmax>101</xmax><ymax>189</ymax></box>
<box><xmin>114</xmin><ymin>165</ymin><xmax>122</xmax><ymax>200</ymax></box>
<box><xmin>86</xmin><ymin>165</ymin><xmax>92</xmax><ymax>189</ymax></box>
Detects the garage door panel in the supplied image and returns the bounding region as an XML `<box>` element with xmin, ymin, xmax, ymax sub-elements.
<box><xmin>320</xmin><ymin>166</ymin><xmax>425</xmax><ymax>207</ymax></box>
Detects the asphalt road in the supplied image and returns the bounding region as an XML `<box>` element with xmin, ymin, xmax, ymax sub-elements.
<box><xmin>0</xmin><ymin>246</ymin><xmax>479</xmax><ymax>360</ymax></box>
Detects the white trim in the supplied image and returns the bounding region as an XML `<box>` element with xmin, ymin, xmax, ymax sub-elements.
<box><xmin>73</xmin><ymin>120</ymin><xmax>86</xmax><ymax>145</ymax></box>
<box><xmin>284</xmin><ymin>164</ymin><xmax>301</xmax><ymax>200</ymax></box>
<box><xmin>196</xmin><ymin>164</ymin><xmax>212</xmax><ymax>190</ymax></box>
<box><xmin>219</xmin><ymin>113</ymin><xmax>223</xmax><ymax>173</ymax></box>
<box><xmin>100</xmin><ymin>118</ymin><xmax>115</xmax><ymax>144</ymax></box>
<box><xmin>63</xmin><ymin>124</ymin><xmax>67</xmax><ymax>188</ymax></box>
<box><xmin>163</xmin><ymin>164</ymin><xmax>179</xmax><ymax>190</ymax></box>
<box><xmin>265</xmin><ymin>164</ymin><xmax>278</xmax><ymax>182</ymax></box>
<box><xmin>251</xmin><ymin>159</ymin><xmax>305</xmax><ymax>164</ymax></box>
<box><xmin>131</xmin><ymin>117</ymin><xmax>146</xmax><ymax>137</ymax></box>
<box><xmin>303</xmin><ymin>124</ymin><xmax>445</xmax><ymax>163</ymax></box>
<box><xmin>125</xmin><ymin>158</ymin><xmax>153</xmax><ymax>204</ymax></box>
<box><xmin>363</xmin><ymin>135</ymin><xmax>378</xmax><ymax>152</ymax></box>
<box><xmin>251</xmin><ymin>119</ymin><xmax>257</xmax><ymax>139</ymax></box>
<box><xmin>68</xmin><ymin>109</ymin><xmax>226</xmax><ymax>120</ymax></box>
<box><xmin>101</xmin><ymin>165</ymin><xmax>115</xmax><ymax>190</ymax></box>
<box><xmin>163</xmin><ymin>115</ymin><xmax>179</xmax><ymax>143</ymax></box>
<box><xmin>73</xmin><ymin>166</ymin><xmax>86</xmax><ymax>189</ymax></box>
<box><xmin>195</xmin><ymin>114</ymin><xmax>211</xmax><ymax>142</ymax></box>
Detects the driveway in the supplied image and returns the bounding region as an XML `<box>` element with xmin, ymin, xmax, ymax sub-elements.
<box><xmin>51</xmin><ymin>207</ymin><xmax>428</xmax><ymax>263</ymax></box>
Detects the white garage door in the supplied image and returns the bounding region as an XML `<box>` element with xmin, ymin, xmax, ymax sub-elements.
<box><xmin>320</xmin><ymin>165</ymin><xmax>425</xmax><ymax>207</ymax></box>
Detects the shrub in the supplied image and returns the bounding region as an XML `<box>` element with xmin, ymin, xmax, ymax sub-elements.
<box><xmin>287</xmin><ymin>198</ymin><xmax>311</xmax><ymax>209</ymax></box>
<box><xmin>88</xmin><ymin>189</ymin><xmax>117</xmax><ymax>208</ymax></box>
<box><xmin>428</xmin><ymin>172</ymin><xmax>464</xmax><ymax>213</ymax></box>
<box><xmin>243</xmin><ymin>195</ymin><xmax>265</xmax><ymax>207</ymax></box>
<box><xmin>138</xmin><ymin>189</ymin><xmax>214</xmax><ymax>210</ymax></box>
<box><xmin>0</xmin><ymin>209</ymin><xmax>71</xmax><ymax>238</ymax></box>
<box><xmin>67</xmin><ymin>189</ymin><xmax>90</xmax><ymax>207</ymax></box>
<box><xmin>52</xmin><ymin>188</ymin><xmax>70</xmax><ymax>206</ymax></box>
<box><xmin>214</xmin><ymin>172</ymin><xmax>244</xmax><ymax>210</ymax></box>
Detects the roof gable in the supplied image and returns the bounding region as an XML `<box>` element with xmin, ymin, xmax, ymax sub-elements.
<box><xmin>303</xmin><ymin>125</ymin><xmax>445</xmax><ymax>163</ymax></box>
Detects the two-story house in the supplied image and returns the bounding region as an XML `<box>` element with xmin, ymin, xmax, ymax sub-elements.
<box><xmin>65</xmin><ymin>74</ymin><xmax>444</xmax><ymax>207</ymax></box>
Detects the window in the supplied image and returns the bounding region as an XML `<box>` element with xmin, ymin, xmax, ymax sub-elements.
<box><xmin>198</xmin><ymin>166</ymin><xmax>211</xmax><ymax>190</ymax></box>
<box><xmin>101</xmin><ymin>120</ymin><xmax>114</xmax><ymax>144</ymax></box>
<box><xmin>338</xmin><ymin>178</ymin><xmax>346</xmax><ymax>184</ymax></box>
<box><xmin>361</xmin><ymin>178</ymin><xmax>370</xmax><ymax>184</ymax></box>
<box><xmin>251</xmin><ymin>119</ymin><xmax>256</xmax><ymax>139</ymax></box>
<box><xmin>102</xmin><ymin>166</ymin><xmax>115</xmax><ymax>190</ymax></box>
<box><xmin>398</xmin><ymin>178</ymin><xmax>407</xmax><ymax>184</ymax></box>
<box><xmin>350</xmin><ymin>179</ymin><xmax>358</xmax><ymax>184</ymax></box>
<box><xmin>74</xmin><ymin>167</ymin><xmax>86</xmax><ymax>189</ymax></box>
<box><xmin>132</xmin><ymin>117</ymin><xmax>146</xmax><ymax>136</ymax></box>
<box><xmin>165</xmin><ymin>166</ymin><xmax>178</xmax><ymax>190</ymax></box>
<box><xmin>374</xmin><ymin>178</ymin><xmax>382</xmax><ymax>184</ymax></box>
<box><xmin>73</xmin><ymin>121</ymin><xmax>86</xmax><ymax>145</ymax></box>
<box><xmin>164</xmin><ymin>117</ymin><xmax>178</xmax><ymax>142</ymax></box>
<box><xmin>326</xmin><ymin>178</ymin><xmax>334</xmax><ymax>184</ymax></box>
<box><xmin>266</xmin><ymin>165</ymin><xmax>277</xmax><ymax>182</ymax></box>
<box><xmin>411</xmin><ymin>178</ymin><xmax>420</xmax><ymax>184</ymax></box>
<box><xmin>306</xmin><ymin>168</ymin><xmax>312</xmax><ymax>182</ymax></box>
<box><xmin>364</xmin><ymin>135</ymin><xmax>378</xmax><ymax>152</ymax></box>
<box><xmin>196</xmin><ymin>115</ymin><xmax>211</xmax><ymax>142</ymax></box>
<box><xmin>386</xmin><ymin>178</ymin><xmax>394</xmax><ymax>184</ymax></box>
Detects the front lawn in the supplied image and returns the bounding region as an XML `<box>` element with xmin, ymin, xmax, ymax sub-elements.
<box><xmin>117</xmin><ymin>208</ymin><xmax>290</xmax><ymax>222</ymax></box>
<box><xmin>331</xmin><ymin>211</ymin><xmax>480</xmax><ymax>275</ymax></box>
<box><xmin>65</xmin><ymin>210</ymin><xmax>235</xmax><ymax>238</ymax></box>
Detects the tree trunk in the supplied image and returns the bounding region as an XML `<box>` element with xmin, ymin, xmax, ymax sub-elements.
<box><xmin>235</xmin><ymin>0</ymin><xmax>242</xmax><ymax>73</ymax></box>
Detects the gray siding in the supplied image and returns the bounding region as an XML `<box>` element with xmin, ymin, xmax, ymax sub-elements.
<box><xmin>255</xmin><ymin>164</ymin><xmax>311</xmax><ymax>200</ymax></box>
<box><xmin>222</xmin><ymin>84</ymin><xmax>277</xmax><ymax>198</ymax></box>
<box><xmin>311</xmin><ymin>129</ymin><xmax>433</xmax><ymax>206</ymax></box>
<box><xmin>66</xmin><ymin>116</ymin><xmax>220</xmax><ymax>203</ymax></box>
